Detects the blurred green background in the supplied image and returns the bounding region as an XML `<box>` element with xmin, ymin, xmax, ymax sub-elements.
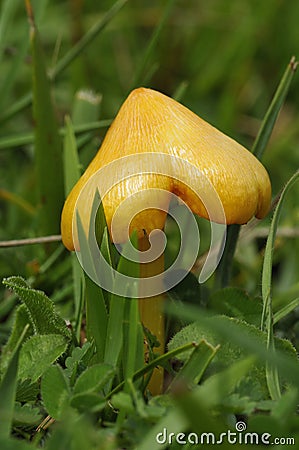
<box><xmin>0</xmin><ymin>0</ymin><xmax>298</xmax><ymax>312</ymax></box>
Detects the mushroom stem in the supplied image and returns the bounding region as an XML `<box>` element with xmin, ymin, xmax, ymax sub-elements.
<box><xmin>138</xmin><ymin>234</ymin><xmax>165</xmax><ymax>395</ymax></box>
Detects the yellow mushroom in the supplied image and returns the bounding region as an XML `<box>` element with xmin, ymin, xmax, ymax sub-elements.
<box><xmin>61</xmin><ymin>87</ymin><xmax>271</xmax><ymax>394</ymax></box>
<box><xmin>61</xmin><ymin>87</ymin><xmax>271</xmax><ymax>251</ymax></box>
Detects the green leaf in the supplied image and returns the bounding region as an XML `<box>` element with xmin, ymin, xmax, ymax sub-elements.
<box><xmin>0</xmin><ymin>437</ymin><xmax>34</xmax><ymax>450</ymax></box>
<box><xmin>174</xmin><ymin>358</ymin><xmax>255</xmax><ymax>438</ymax></box>
<box><xmin>16</xmin><ymin>379</ymin><xmax>39</xmax><ymax>403</ymax></box>
<box><xmin>65</xmin><ymin>342</ymin><xmax>93</xmax><ymax>382</ymax></box>
<box><xmin>209</xmin><ymin>287</ymin><xmax>263</xmax><ymax>326</ymax></box>
<box><xmin>110</xmin><ymin>391</ymin><xmax>135</xmax><ymax>415</ymax></box>
<box><xmin>13</xmin><ymin>402</ymin><xmax>42</xmax><ymax>425</ymax></box>
<box><xmin>3</xmin><ymin>276</ymin><xmax>71</xmax><ymax>338</ymax></box>
<box><xmin>44</xmin><ymin>408</ymin><xmax>101</xmax><ymax>450</ymax></box>
<box><xmin>70</xmin><ymin>393</ymin><xmax>105</xmax><ymax>413</ymax></box>
<box><xmin>26</xmin><ymin>0</ymin><xmax>64</xmax><ymax>236</ymax></box>
<box><xmin>41</xmin><ymin>365</ymin><xmax>70</xmax><ymax>420</ymax></box>
<box><xmin>18</xmin><ymin>334</ymin><xmax>68</xmax><ymax>382</ymax></box>
<box><xmin>271</xmin><ymin>387</ymin><xmax>299</xmax><ymax>422</ymax></box>
<box><xmin>168</xmin><ymin>315</ymin><xmax>297</xmax><ymax>400</ymax></box>
<box><xmin>73</xmin><ymin>363</ymin><xmax>115</xmax><ymax>395</ymax></box>
<box><xmin>137</xmin><ymin>409</ymin><xmax>187</xmax><ymax>450</ymax></box>
<box><xmin>177</xmin><ymin>304</ymin><xmax>299</xmax><ymax>394</ymax></box>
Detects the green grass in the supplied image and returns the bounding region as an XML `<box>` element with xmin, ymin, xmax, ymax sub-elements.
<box><xmin>0</xmin><ymin>1</ymin><xmax>299</xmax><ymax>449</ymax></box>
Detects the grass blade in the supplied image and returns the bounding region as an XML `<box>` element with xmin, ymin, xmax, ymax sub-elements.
<box><xmin>0</xmin><ymin>0</ymin><xmax>126</xmax><ymax>124</ymax></box>
<box><xmin>85</xmin><ymin>275</ymin><xmax>107</xmax><ymax>363</ymax></box>
<box><xmin>0</xmin><ymin>325</ymin><xmax>29</xmax><ymax>439</ymax></box>
<box><xmin>63</xmin><ymin>116</ymin><xmax>81</xmax><ymax>195</ymax></box>
<box><xmin>261</xmin><ymin>170</ymin><xmax>299</xmax><ymax>400</ymax></box>
<box><xmin>0</xmin><ymin>27</ymin><xmax>28</xmax><ymax>112</ymax></box>
<box><xmin>108</xmin><ymin>342</ymin><xmax>197</xmax><ymax>399</ymax></box>
<box><xmin>0</xmin><ymin>0</ymin><xmax>48</xmax><ymax>112</ymax></box>
<box><xmin>72</xmin><ymin>90</ymin><xmax>102</xmax><ymax>125</ymax></box>
<box><xmin>26</xmin><ymin>0</ymin><xmax>64</xmax><ymax>237</ymax></box>
<box><xmin>252</xmin><ymin>57</ymin><xmax>298</xmax><ymax>160</ymax></box>
<box><xmin>216</xmin><ymin>57</ymin><xmax>298</xmax><ymax>288</ymax></box>
<box><xmin>104</xmin><ymin>232</ymin><xmax>140</xmax><ymax>391</ymax></box>
<box><xmin>0</xmin><ymin>0</ymin><xmax>19</xmax><ymax>60</ymax></box>
<box><xmin>273</xmin><ymin>297</ymin><xmax>299</xmax><ymax>325</ymax></box>
<box><xmin>132</xmin><ymin>0</ymin><xmax>176</xmax><ymax>87</ymax></box>
<box><xmin>166</xmin><ymin>302</ymin><xmax>299</xmax><ymax>387</ymax></box>
<box><xmin>0</xmin><ymin>120</ymin><xmax>112</xmax><ymax>151</ymax></box>
<box><xmin>261</xmin><ymin>170</ymin><xmax>299</xmax><ymax>325</ymax></box>
<box><xmin>167</xmin><ymin>340</ymin><xmax>219</xmax><ymax>390</ymax></box>
<box><xmin>63</xmin><ymin>116</ymin><xmax>85</xmax><ymax>341</ymax></box>
<box><xmin>50</xmin><ymin>0</ymin><xmax>128</xmax><ymax>79</ymax></box>
<box><xmin>123</xmin><ymin>298</ymin><xmax>143</xmax><ymax>384</ymax></box>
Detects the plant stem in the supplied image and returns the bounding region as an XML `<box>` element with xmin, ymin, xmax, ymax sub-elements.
<box><xmin>138</xmin><ymin>235</ymin><xmax>165</xmax><ymax>395</ymax></box>
<box><xmin>216</xmin><ymin>223</ymin><xmax>240</xmax><ymax>288</ymax></box>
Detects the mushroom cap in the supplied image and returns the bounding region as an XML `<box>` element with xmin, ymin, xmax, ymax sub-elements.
<box><xmin>61</xmin><ymin>87</ymin><xmax>271</xmax><ymax>251</ymax></box>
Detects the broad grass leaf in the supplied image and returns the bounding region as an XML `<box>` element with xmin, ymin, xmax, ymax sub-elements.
<box><xmin>0</xmin><ymin>324</ymin><xmax>28</xmax><ymax>438</ymax></box>
<box><xmin>41</xmin><ymin>365</ymin><xmax>70</xmax><ymax>420</ymax></box>
<box><xmin>167</xmin><ymin>339</ymin><xmax>219</xmax><ymax>390</ymax></box>
<box><xmin>0</xmin><ymin>304</ymin><xmax>33</xmax><ymax>377</ymax></box>
<box><xmin>27</xmin><ymin>1</ymin><xmax>64</xmax><ymax>236</ymax></box>
<box><xmin>104</xmin><ymin>231</ymin><xmax>140</xmax><ymax>375</ymax></box>
<box><xmin>0</xmin><ymin>346</ymin><xmax>19</xmax><ymax>438</ymax></box>
<box><xmin>18</xmin><ymin>334</ymin><xmax>68</xmax><ymax>383</ymax></box>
